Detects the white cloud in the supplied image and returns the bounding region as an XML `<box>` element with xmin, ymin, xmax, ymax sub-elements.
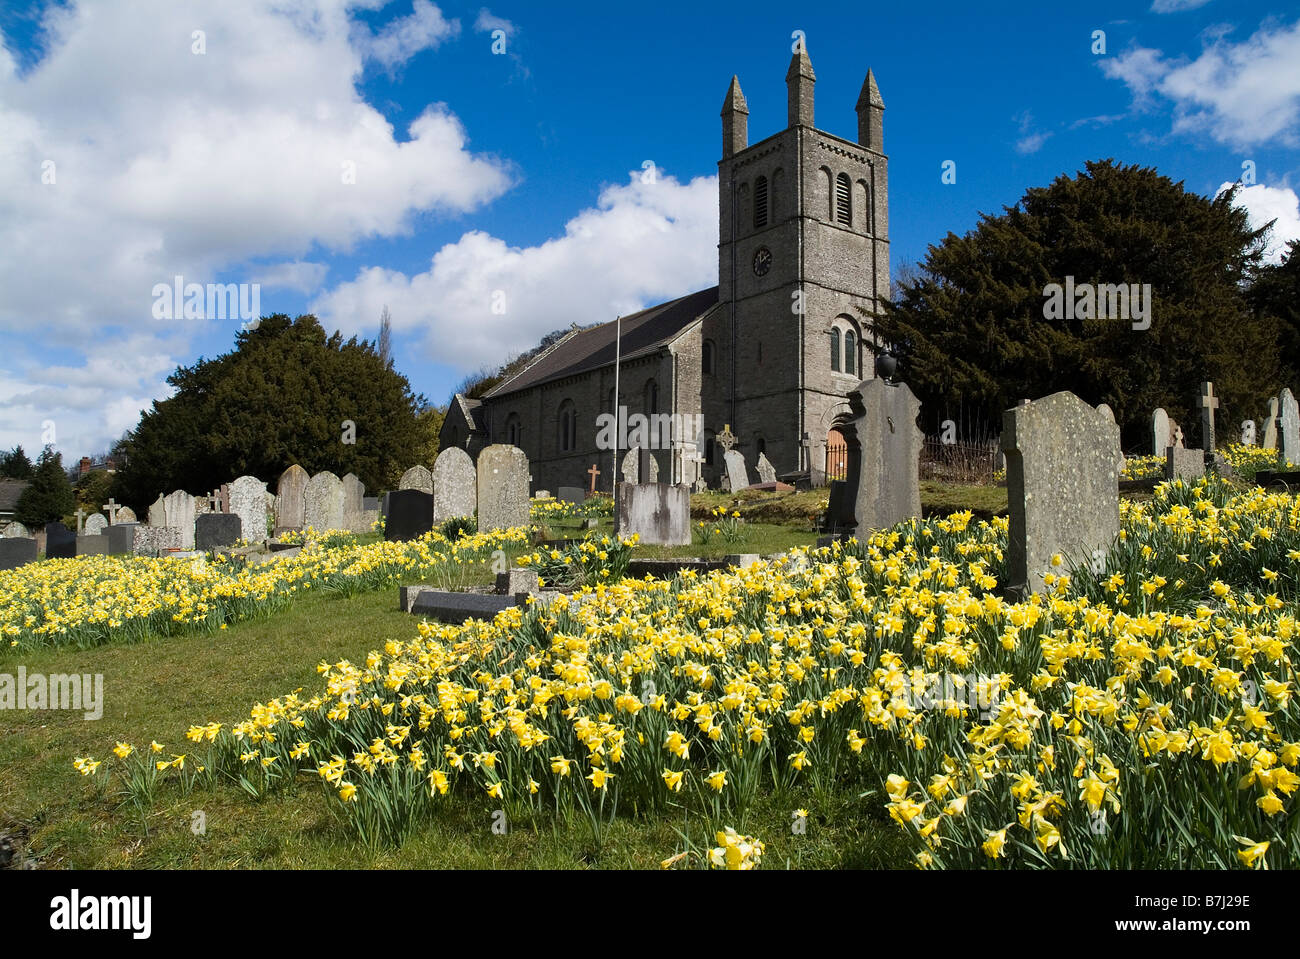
<box><xmin>474</xmin><ymin>9</ymin><xmax>516</xmax><ymax>37</ymax></box>
<box><xmin>0</xmin><ymin>0</ymin><xmax>510</xmax><ymax>457</ymax></box>
<box><xmin>1100</xmin><ymin>18</ymin><xmax>1300</xmax><ymax>147</ymax></box>
<box><xmin>311</xmin><ymin>171</ymin><xmax>718</xmax><ymax>382</ymax></box>
<box><xmin>1150</xmin><ymin>0</ymin><xmax>1212</xmax><ymax>13</ymax></box>
<box><xmin>1013</xmin><ymin>110</ymin><xmax>1052</xmax><ymax>154</ymax></box>
<box><xmin>1215</xmin><ymin>180</ymin><xmax>1300</xmax><ymax>264</ymax></box>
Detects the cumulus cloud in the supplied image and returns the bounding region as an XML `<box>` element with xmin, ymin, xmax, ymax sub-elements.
<box><xmin>1215</xmin><ymin>180</ymin><xmax>1300</xmax><ymax>264</ymax></box>
<box><xmin>0</xmin><ymin>0</ymin><xmax>509</xmax><ymax>456</ymax></box>
<box><xmin>312</xmin><ymin>171</ymin><xmax>719</xmax><ymax>377</ymax></box>
<box><xmin>1100</xmin><ymin>18</ymin><xmax>1300</xmax><ymax>147</ymax></box>
<box><xmin>1150</xmin><ymin>0</ymin><xmax>1213</xmax><ymax>13</ymax></box>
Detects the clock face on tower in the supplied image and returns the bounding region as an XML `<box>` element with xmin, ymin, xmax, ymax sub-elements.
<box><xmin>752</xmin><ymin>247</ymin><xmax>772</xmax><ymax>277</ymax></box>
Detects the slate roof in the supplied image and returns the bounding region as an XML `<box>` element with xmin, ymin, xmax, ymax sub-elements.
<box><xmin>456</xmin><ymin>394</ymin><xmax>486</xmax><ymax>432</ymax></box>
<box><xmin>0</xmin><ymin>479</ymin><xmax>29</xmax><ymax>514</ymax></box>
<box><xmin>484</xmin><ymin>287</ymin><xmax>719</xmax><ymax>400</ymax></box>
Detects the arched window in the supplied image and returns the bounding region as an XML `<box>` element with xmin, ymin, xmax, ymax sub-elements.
<box><xmin>702</xmin><ymin>340</ymin><xmax>715</xmax><ymax>375</ymax></box>
<box><xmin>753</xmin><ymin>175</ymin><xmax>768</xmax><ymax>229</ymax></box>
<box><xmin>705</xmin><ymin>434</ymin><xmax>716</xmax><ymax>466</ymax></box>
<box><xmin>821</xmin><ymin>167</ymin><xmax>834</xmax><ymax>220</ymax></box>
<box><xmin>505</xmin><ymin>413</ymin><xmax>522</xmax><ymax>446</ymax></box>
<box><xmin>856</xmin><ymin>179</ymin><xmax>871</xmax><ymax>233</ymax></box>
<box><xmin>844</xmin><ymin>329</ymin><xmax>856</xmax><ymax>376</ymax></box>
<box><xmin>557</xmin><ymin>400</ymin><xmax>576</xmax><ymax>452</ymax></box>
<box><xmin>830</xmin><ymin>327</ymin><xmax>841</xmax><ymax>373</ymax></box>
<box><xmin>645</xmin><ymin>379</ymin><xmax>659</xmax><ymax>416</ymax></box>
<box><xmin>835</xmin><ymin>173</ymin><xmax>852</xmax><ymax>226</ymax></box>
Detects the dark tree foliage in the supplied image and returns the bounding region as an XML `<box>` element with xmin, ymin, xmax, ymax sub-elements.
<box><xmin>0</xmin><ymin>445</ymin><xmax>34</xmax><ymax>480</ymax></box>
<box><xmin>113</xmin><ymin>315</ymin><xmax>428</xmax><ymax>509</ymax></box>
<box><xmin>1249</xmin><ymin>240</ymin><xmax>1300</xmax><ymax>389</ymax></box>
<box><xmin>16</xmin><ymin>446</ymin><xmax>76</xmax><ymax>527</ymax></box>
<box><xmin>870</xmin><ymin>160</ymin><xmax>1276</xmax><ymax>450</ymax></box>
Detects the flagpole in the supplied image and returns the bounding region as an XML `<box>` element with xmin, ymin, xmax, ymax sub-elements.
<box><xmin>612</xmin><ymin>315</ymin><xmax>622</xmax><ymax>531</ymax></box>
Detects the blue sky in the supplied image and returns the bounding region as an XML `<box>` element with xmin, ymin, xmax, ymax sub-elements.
<box><xmin>1</xmin><ymin>0</ymin><xmax>1298</xmax><ymax>460</ymax></box>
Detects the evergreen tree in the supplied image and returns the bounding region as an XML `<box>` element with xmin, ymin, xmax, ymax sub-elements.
<box><xmin>1249</xmin><ymin>240</ymin><xmax>1300</xmax><ymax>389</ymax></box>
<box><xmin>16</xmin><ymin>446</ymin><xmax>76</xmax><ymax>527</ymax></box>
<box><xmin>871</xmin><ymin>160</ymin><xmax>1275</xmax><ymax>450</ymax></box>
<box><xmin>0</xmin><ymin>445</ymin><xmax>34</xmax><ymax>479</ymax></box>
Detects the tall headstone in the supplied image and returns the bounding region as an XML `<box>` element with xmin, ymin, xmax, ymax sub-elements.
<box><xmin>163</xmin><ymin>490</ymin><xmax>197</xmax><ymax>550</ymax></box>
<box><xmin>275</xmin><ymin>464</ymin><xmax>309</xmax><ymax>530</ymax></box>
<box><xmin>340</xmin><ymin>472</ymin><xmax>368</xmax><ymax>532</ymax></box>
<box><xmin>1262</xmin><ymin>397</ymin><xmax>1279</xmax><ymax>450</ymax></box>
<box><xmin>723</xmin><ymin>450</ymin><xmax>750</xmax><ymax>492</ymax></box>
<box><xmin>755</xmin><ymin>453</ymin><xmax>778</xmax><ymax>484</ymax></box>
<box><xmin>84</xmin><ymin>513</ymin><xmax>108</xmax><ymax>535</ymax></box>
<box><xmin>1151</xmin><ymin>408</ymin><xmax>1170</xmax><ymax>456</ymax></box>
<box><xmin>840</xmin><ymin>379</ymin><xmax>923</xmax><ymax>534</ymax></box>
<box><xmin>384</xmin><ymin>489</ymin><xmax>434</xmax><ymax>542</ymax></box>
<box><xmin>45</xmin><ymin>521</ymin><xmax>76</xmax><ymax>559</ymax></box>
<box><xmin>228</xmin><ymin>476</ymin><xmax>269</xmax><ymax>543</ymax></box>
<box><xmin>148</xmin><ymin>494</ymin><xmax>166</xmax><ymax>528</ymax></box>
<box><xmin>399</xmin><ymin>465</ymin><xmax>434</xmax><ymax>494</ymax></box>
<box><xmin>1199</xmin><ymin>381</ymin><xmax>1219</xmax><ymax>453</ymax></box>
<box><xmin>1002</xmin><ymin>392</ymin><xmax>1120</xmax><ymax>596</ymax></box>
<box><xmin>304</xmin><ymin>471</ymin><xmax>346</xmax><ymax>532</ymax></box>
<box><xmin>616</xmin><ymin>482</ymin><xmax>690</xmax><ymax>545</ymax></box>
<box><xmin>1281</xmin><ymin>389</ymin><xmax>1300</xmax><ymax>465</ymax></box>
<box><xmin>477</xmin><ymin>444</ymin><xmax>530</xmax><ymax>532</ymax></box>
<box><xmin>432</xmin><ymin>447</ymin><xmax>477</xmax><ymax>523</ymax></box>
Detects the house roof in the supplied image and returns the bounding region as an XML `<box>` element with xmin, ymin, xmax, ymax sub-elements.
<box><xmin>0</xmin><ymin>479</ymin><xmax>29</xmax><ymax>513</ymax></box>
<box><xmin>484</xmin><ymin>287</ymin><xmax>719</xmax><ymax>400</ymax></box>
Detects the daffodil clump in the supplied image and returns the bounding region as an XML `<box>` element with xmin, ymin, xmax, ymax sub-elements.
<box><xmin>514</xmin><ymin>534</ymin><xmax>636</xmax><ymax>589</ymax></box>
<box><xmin>1120</xmin><ymin>455</ymin><xmax>1164</xmax><ymax>482</ymax></box>
<box><xmin>696</xmin><ymin>507</ymin><xmax>745</xmax><ymax>546</ymax></box>
<box><xmin>1218</xmin><ymin>442</ymin><xmax>1292</xmax><ymax>480</ymax></box>
<box><xmin>78</xmin><ymin>476</ymin><xmax>1300</xmax><ymax>867</ymax></box>
<box><xmin>2</xmin><ymin>526</ymin><xmax>528</xmax><ymax>650</ymax></box>
<box><xmin>530</xmin><ymin>495</ymin><xmax>613</xmax><ymax>522</ymax></box>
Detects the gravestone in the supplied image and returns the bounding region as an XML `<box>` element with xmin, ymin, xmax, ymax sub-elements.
<box><xmin>723</xmin><ymin>450</ymin><xmax>750</xmax><ymax>493</ymax></box>
<box><xmin>534</xmin><ymin>490</ymin><xmax>551</xmax><ymax>500</ymax></box>
<box><xmin>840</xmin><ymin>378</ymin><xmax>924</xmax><ymax>534</ymax></box>
<box><xmin>363</xmin><ymin>496</ymin><xmax>379</xmax><ymax>511</ymax></box>
<box><xmin>1170</xmin><ymin>422</ymin><xmax>1185</xmax><ymax>449</ymax></box>
<box><xmin>384</xmin><ymin>489</ymin><xmax>434</xmax><ymax>542</ymax></box>
<box><xmin>1200</xmin><ymin>381</ymin><xmax>1220</xmax><ymax>453</ymax></box>
<box><xmin>228</xmin><ymin>476</ymin><xmax>269</xmax><ymax>543</ymax></box>
<box><xmin>341</xmin><ymin>473</ymin><xmax>368</xmax><ymax>532</ymax></box>
<box><xmin>1</xmin><ymin>521</ymin><xmax>30</xmax><ymax>538</ymax></box>
<box><xmin>163</xmin><ymin>490</ymin><xmax>197</xmax><ymax>549</ymax></box>
<box><xmin>1241</xmin><ymin>420</ymin><xmax>1256</xmax><ymax>446</ymax></box>
<box><xmin>196</xmin><ymin>513</ymin><xmax>242</xmax><ymax>550</ymax></box>
<box><xmin>621</xmin><ymin>447</ymin><xmax>640</xmax><ymax>485</ymax></box>
<box><xmin>477</xmin><ymin>444</ymin><xmax>530</xmax><ymax>532</ymax></box>
<box><xmin>1096</xmin><ymin>403</ymin><xmax>1115</xmax><ymax>422</ymax></box>
<box><xmin>432</xmin><ymin>447</ymin><xmax>477</xmax><ymax>523</ymax></box>
<box><xmin>148</xmin><ymin>494</ymin><xmax>166</xmax><ymax>528</ymax></box>
<box><xmin>692</xmin><ymin>477</ymin><xmax>708</xmax><ymax>494</ymax></box>
<box><xmin>1152</xmin><ymin>408</ymin><xmax>1170</xmax><ymax>456</ymax></box>
<box><xmin>1002</xmin><ymin>391</ymin><xmax>1120</xmax><ymax>596</ymax></box>
<box><xmin>1281</xmin><ymin>389</ymin><xmax>1300</xmax><ymax>465</ymax></box>
<box><xmin>756</xmin><ymin>453</ymin><xmax>778</xmax><ymax>484</ymax></box>
<box><xmin>557</xmin><ymin>486</ymin><xmax>584</xmax><ymax>504</ymax></box>
<box><xmin>1166</xmin><ymin>446</ymin><xmax>1205</xmax><ymax>482</ymax></box>
<box><xmin>616</xmin><ymin>482</ymin><xmax>690</xmax><ymax>545</ymax></box>
<box><xmin>84</xmin><ymin>513</ymin><xmax>108</xmax><ymax>535</ymax></box>
<box><xmin>76</xmin><ymin>534</ymin><xmax>109</xmax><ymax>556</ymax></box>
<box><xmin>132</xmin><ymin>526</ymin><xmax>182</xmax><ymax>556</ymax></box>
<box><xmin>106</xmin><ymin>523</ymin><xmax>138</xmax><ymax>555</ymax></box>
<box><xmin>1262</xmin><ymin>397</ymin><xmax>1279</xmax><ymax>450</ymax></box>
<box><xmin>305</xmin><ymin>471</ymin><xmax>346</xmax><ymax>532</ymax></box>
<box><xmin>45</xmin><ymin>521</ymin><xmax>76</xmax><ymax>559</ymax></box>
<box><xmin>0</xmin><ymin>537</ymin><xmax>37</xmax><ymax>570</ymax></box>
<box><xmin>399</xmin><ymin>465</ymin><xmax>433</xmax><ymax>494</ymax></box>
<box><xmin>275</xmin><ymin>464</ymin><xmax>309</xmax><ymax>530</ymax></box>
<box><xmin>116</xmin><ymin>507</ymin><xmax>137</xmax><ymax>524</ymax></box>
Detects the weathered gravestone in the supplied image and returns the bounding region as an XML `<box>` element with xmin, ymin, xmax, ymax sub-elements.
<box><xmin>557</xmin><ymin>486</ymin><xmax>585</xmax><ymax>504</ymax></box>
<box><xmin>756</xmin><ymin>453</ymin><xmax>778</xmax><ymax>484</ymax></box>
<box><xmin>616</xmin><ymin>482</ymin><xmax>690</xmax><ymax>545</ymax></box>
<box><xmin>116</xmin><ymin>506</ymin><xmax>137</xmax><ymax>524</ymax></box>
<box><xmin>1096</xmin><ymin>403</ymin><xmax>1115</xmax><ymax>422</ymax></box>
<box><xmin>163</xmin><ymin>490</ymin><xmax>197</xmax><ymax>549</ymax></box>
<box><xmin>432</xmin><ymin>447</ymin><xmax>477</xmax><ymax>523</ymax></box>
<box><xmin>1241</xmin><ymin>420</ymin><xmax>1257</xmax><ymax>446</ymax></box>
<box><xmin>723</xmin><ymin>450</ymin><xmax>750</xmax><ymax>493</ymax></box>
<box><xmin>1166</xmin><ymin>447</ymin><xmax>1205</xmax><ymax>482</ymax></box>
<box><xmin>837</xmin><ymin>378</ymin><xmax>924</xmax><ymax>534</ymax></box>
<box><xmin>1152</xmin><ymin>408</ymin><xmax>1170</xmax><ymax>456</ymax></box>
<box><xmin>1262</xmin><ymin>397</ymin><xmax>1279</xmax><ymax>450</ymax></box>
<box><xmin>0</xmin><ymin>537</ymin><xmax>38</xmax><ymax>570</ymax></box>
<box><xmin>305</xmin><ymin>471</ymin><xmax>346</xmax><ymax>532</ymax></box>
<box><xmin>399</xmin><ymin>465</ymin><xmax>434</xmax><ymax>494</ymax></box>
<box><xmin>84</xmin><ymin>513</ymin><xmax>108</xmax><ymax>535</ymax></box>
<box><xmin>228</xmin><ymin>476</ymin><xmax>269</xmax><ymax>543</ymax></box>
<box><xmin>1281</xmin><ymin>389</ymin><xmax>1300</xmax><ymax>465</ymax></box>
<box><xmin>1</xmin><ymin>521</ymin><xmax>30</xmax><ymax>538</ymax></box>
<box><xmin>621</xmin><ymin>448</ymin><xmax>639</xmax><ymax>485</ymax></box>
<box><xmin>46</xmin><ymin>521</ymin><xmax>76</xmax><ymax>559</ymax></box>
<box><xmin>132</xmin><ymin>526</ymin><xmax>182</xmax><ymax>556</ymax></box>
<box><xmin>384</xmin><ymin>489</ymin><xmax>434</xmax><ymax>542</ymax></box>
<box><xmin>148</xmin><ymin>494</ymin><xmax>166</xmax><ymax>528</ymax></box>
<box><xmin>1002</xmin><ymin>391</ymin><xmax>1120</xmax><ymax>596</ymax></box>
<box><xmin>477</xmin><ymin>445</ymin><xmax>530</xmax><ymax>532</ymax></box>
<box><xmin>341</xmin><ymin>473</ymin><xmax>369</xmax><ymax>532</ymax></box>
<box><xmin>196</xmin><ymin>513</ymin><xmax>242</xmax><ymax>551</ymax></box>
<box><xmin>275</xmin><ymin>464</ymin><xmax>309</xmax><ymax>530</ymax></box>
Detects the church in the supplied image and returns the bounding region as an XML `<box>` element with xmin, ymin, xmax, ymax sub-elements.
<box><xmin>439</xmin><ymin>47</ymin><xmax>890</xmax><ymax>493</ymax></box>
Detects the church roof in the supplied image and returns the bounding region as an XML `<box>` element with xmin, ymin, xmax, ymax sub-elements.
<box><xmin>484</xmin><ymin>286</ymin><xmax>719</xmax><ymax>399</ymax></box>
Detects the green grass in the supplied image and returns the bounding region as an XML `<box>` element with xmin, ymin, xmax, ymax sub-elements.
<box><xmin>0</xmin><ymin>586</ymin><xmax>907</xmax><ymax>869</ymax></box>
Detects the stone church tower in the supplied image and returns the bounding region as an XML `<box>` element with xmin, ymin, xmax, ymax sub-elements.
<box><xmin>457</xmin><ymin>48</ymin><xmax>889</xmax><ymax>492</ymax></box>
<box><xmin>705</xmin><ymin>45</ymin><xmax>890</xmax><ymax>477</ymax></box>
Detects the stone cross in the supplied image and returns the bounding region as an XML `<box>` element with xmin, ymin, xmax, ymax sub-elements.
<box><xmin>587</xmin><ymin>464</ymin><xmax>600</xmax><ymax>494</ymax></box>
<box><xmin>103</xmin><ymin>498</ymin><xmax>121</xmax><ymax>524</ymax></box>
<box><xmin>716</xmin><ymin>424</ymin><xmax>738</xmax><ymax>453</ymax></box>
<box><xmin>1200</xmin><ymin>381</ymin><xmax>1219</xmax><ymax>452</ymax></box>
<box><xmin>208</xmin><ymin>491</ymin><xmax>223</xmax><ymax>512</ymax></box>
<box><xmin>75</xmin><ymin>508</ymin><xmax>86</xmax><ymax>533</ymax></box>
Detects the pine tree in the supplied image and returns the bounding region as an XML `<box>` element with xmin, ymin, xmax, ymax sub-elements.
<box><xmin>16</xmin><ymin>446</ymin><xmax>76</xmax><ymax>527</ymax></box>
<box><xmin>0</xmin><ymin>445</ymin><xmax>34</xmax><ymax>479</ymax></box>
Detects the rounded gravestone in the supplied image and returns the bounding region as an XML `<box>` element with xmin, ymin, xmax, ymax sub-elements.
<box><xmin>304</xmin><ymin>471</ymin><xmax>346</xmax><ymax>532</ymax></box>
<box><xmin>227</xmin><ymin>476</ymin><xmax>269</xmax><ymax>543</ymax></box>
<box><xmin>84</xmin><ymin>513</ymin><xmax>109</xmax><ymax>535</ymax></box>
<box><xmin>116</xmin><ymin>506</ymin><xmax>137</xmax><ymax>524</ymax></box>
<box><xmin>476</xmin><ymin>445</ymin><xmax>530</xmax><ymax>532</ymax></box>
<box><xmin>2</xmin><ymin>520</ymin><xmax>31</xmax><ymax>538</ymax></box>
<box><xmin>399</xmin><ymin>465</ymin><xmax>433</xmax><ymax>494</ymax></box>
<box><xmin>1151</xmin><ymin>408</ymin><xmax>1169</xmax><ymax>455</ymax></box>
<box><xmin>432</xmin><ymin>447</ymin><xmax>477</xmax><ymax>523</ymax></box>
<box><xmin>275</xmin><ymin>464</ymin><xmax>309</xmax><ymax>529</ymax></box>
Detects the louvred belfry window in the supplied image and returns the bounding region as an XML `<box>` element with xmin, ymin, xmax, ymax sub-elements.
<box><xmin>754</xmin><ymin>176</ymin><xmax>768</xmax><ymax>228</ymax></box>
<box><xmin>835</xmin><ymin>173</ymin><xmax>852</xmax><ymax>226</ymax></box>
